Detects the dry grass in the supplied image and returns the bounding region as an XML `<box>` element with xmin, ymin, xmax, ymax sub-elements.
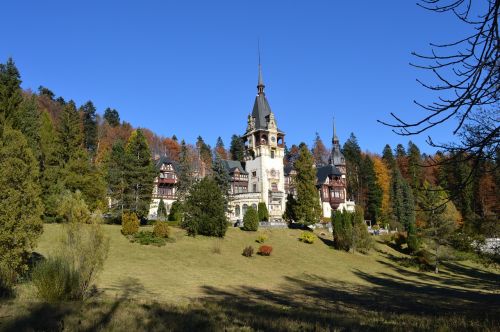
<box><xmin>1</xmin><ymin>224</ymin><xmax>499</xmax><ymax>331</ymax></box>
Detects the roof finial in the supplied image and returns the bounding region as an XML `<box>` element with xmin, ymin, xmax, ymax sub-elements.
<box><xmin>257</xmin><ymin>39</ymin><xmax>265</xmax><ymax>95</ymax></box>
<box><xmin>333</xmin><ymin>115</ymin><xmax>338</xmax><ymax>143</ymax></box>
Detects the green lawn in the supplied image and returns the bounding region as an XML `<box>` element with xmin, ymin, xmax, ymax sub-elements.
<box><xmin>1</xmin><ymin>224</ymin><xmax>500</xmax><ymax>331</ymax></box>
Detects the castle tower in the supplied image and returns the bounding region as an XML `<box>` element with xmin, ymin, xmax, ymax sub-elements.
<box><xmin>242</xmin><ymin>63</ymin><xmax>286</xmax><ymax>221</ymax></box>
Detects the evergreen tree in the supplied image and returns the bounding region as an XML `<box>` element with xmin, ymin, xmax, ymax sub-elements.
<box><xmin>258</xmin><ymin>202</ymin><xmax>269</xmax><ymax>221</ymax></box>
<box><xmin>312</xmin><ymin>132</ymin><xmax>329</xmax><ymax>166</ymax></box>
<box><xmin>229</xmin><ymin>134</ymin><xmax>245</xmax><ymax>161</ymax></box>
<box><xmin>284</xmin><ymin>144</ymin><xmax>300</xmax><ymax>167</ymax></box>
<box><xmin>38</xmin><ymin>86</ymin><xmax>55</xmax><ymax>100</ymax></box>
<box><xmin>11</xmin><ymin>95</ymin><xmax>41</xmax><ymax>160</ymax></box>
<box><xmin>196</xmin><ymin>136</ymin><xmax>212</xmax><ymax>168</ymax></box>
<box><xmin>382</xmin><ymin>144</ymin><xmax>395</xmax><ymax>169</ymax></box>
<box><xmin>103</xmin><ymin>107</ymin><xmax>120</xmax><ymax>127</ymax></box>
<box><xmin>390</xmin><ymin>167</ymin><xmax>415</xmax><ymax>233</ymax></box>
<box><xmin>283</xmin><ymin>193</ymin><xmax>298</xmax><ymax>223</ymax></box>
<box><xmin>176</xmin><ymin>140</ymin><xmax>194</xmax><ymax>201</ymax></box>
<box><xmin>157</xmin><ymin>199</ymin><xmax>167</xmax><ymax>221</ymax></box>
<box><xmin>294</xmin><ymin>144</ymin><xmax>321</xmax><ymax>225</ymax></box>
<box><xmin>331</xmin><ymin>210</ymin><xmax>352</xmax><ymax>251</ymax></box>
<box><xmin>124</xmin><ymin>129</ymin><xmax>155</xmax><ymax>219</ymax></box>
<box><xmin>395</xmin><ymin>144</ymin><xmax>408</xmax><ymax>178</ymax></box>
<box><xmin>361</xmin><ymin>155</ymin><xmax>383</xmax><ymax>224</ymax></box>
<box><xmin>80</xmin><ymin>101</ymin><xmax>98</xmax><ymax>156</ymax></box>
<box><xmin>183</xmin><ymin>177</ymin><xmax>228</xmax><ymax>237</ymax></box>
<box><xmin>0</xmin><ymin>128</ymin><xmax>43</xmax><ymax>286</ymax></box>
<box><xmin>39</xmin><ymin>111</ymin><xmax>64</xmax><ymax>218</ymax></box>
<box><xmin>407</xmin><ymin>141</ymin><xmax>423</xmax><ymax>191</ymax></box>
<box><xmin>212</xmin><ymin>154</ymin><xmax>231</xmax><ymax>211</ymax></box>
<box><xmin>64</xmin><ymin>149</ymin><xmax>106</xmax><ymax>210</ymax></box>
<box><xmin>168</xmin><ymin>201</ymin><xmax>183</xmax><ymax>222</ymax></box>
<box><xmin>243</xmin><ymin>206</ymin><xmax>259</xmax><ymax>231</ymax></box>
<box><xmin>105</xmin><ymin>140</ymin><xmax>127</xmax><ymax>216</ymax></box>
<box><xmin>215</xmin><ymin>136</ymin><xmax>228</xmax><ymax>159</ymax></box>
<box><xmin>57</xmin><ymin>100</ymin><xmax>82</xmax><ymax>163</ymax></box>
<box><xmin>0</xmin><ymin>58</ymin><xmax>23</xmax><ymax>135</ymax></box>
<box><xmin>343</xmin><ymin>133</ymin><xmax>362</xmax><ymax>203</ymax></box>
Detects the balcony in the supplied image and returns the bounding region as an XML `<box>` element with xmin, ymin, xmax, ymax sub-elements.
<box><xmin>158</xmin><ymin>178</ymin><xmax>176</xmax><ymax>184</ymax></box>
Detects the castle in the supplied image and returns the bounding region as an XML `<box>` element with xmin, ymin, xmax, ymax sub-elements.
<box><xmin>148</xmin><ymin>65</ymin><xmax>355</xmax><ymax>222</ymax></box>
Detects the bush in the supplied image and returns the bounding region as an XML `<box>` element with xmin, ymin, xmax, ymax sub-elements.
<box><xmin>407</xmin><ymin>233</ymin><xmax>421</xmax><ymax>253</ymax></box>
<box><xmin>243</xmin><ymin>207</ymin><xmax>259</xmax><ymax>231</ymax></box>
<box><xmin>131</xmin><ymin>231</ymin><xmax>166</xmax><ymax>247</ymax></box>
<box><xmin>242</xmin><ymin>246</ymin><xmax>254</xmax><ymax>257</ymax></box>
<box><xmin>258</xmin><ymin>245</ymin><xmax>273</xmax><ymax>256</ymax></box>
<box><xmin>31</xmin><ymin>256</ymin><xmax>80</xmax><ymax>301</ymax></box>
<box><xmin>153</xmin><ymin>221</ymin><xmax>170</xmax><ymax>238</ymax></box>
<box><xmin>256</xmin><ymin>234</ymin><xmax>268</xmax><ymax>243</ymax></box>
<box><xmin>299</xmin><ymin>232</ymin><xmax>315</xmax><ymax>244</ymax></box>
<box><xmin>168</xmin><ymin>201</ymin><xmax>183</xmax><ymax>222</ymax></box>
<box><xmin>258</xmin><ymin>202</ymin><xmax>269</xmax><ymax>222</ymax></box>
<box><xmin>57</xmin><ymin>191</ymin><xmax>91</xmax><ymax>223</ymax></box>
<box><xmin>393</xmin><ymin>232</ymin><xmax>407</xmax><ymax>249</ymax></box>
<box><xmin>121</xmin><ymin>212</ymin><xmax>139</xmax><ymax>235</ymax></box>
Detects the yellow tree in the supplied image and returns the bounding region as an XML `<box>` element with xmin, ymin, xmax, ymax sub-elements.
<box><xmin>372</xmin><ymin>155</ymin><xmax>391</xmax><ymax>225</ymax></box>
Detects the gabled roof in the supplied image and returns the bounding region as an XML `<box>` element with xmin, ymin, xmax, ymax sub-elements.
<box><xmin>316</xmin><ymin>164</ymin><xmax>342</xmax><ymax>184</ymax></box>
<box><xmin>222</xmin><ymin>159</ymin><xmax>248</xmax><ymax>175</ymax></box>
<box><xmin>155</xmin><ymin>155</ymin><xmax>179</xmax><ymax>172</ymax></box>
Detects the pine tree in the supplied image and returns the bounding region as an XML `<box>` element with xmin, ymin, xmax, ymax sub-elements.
<box><xmin>11</xmin><ymin>94</ymin><xmax>41</xmax><ymax>160</ymax></box>
<box><xmin>382</xmin><ymin>144</ymin><xmax>395</xmax><ymax>169</ymax></box>
<box><xmin>157</xmin><ymin>199</ymin><xmax>167</xmax><ymax>221</ymax></box>
<box><xmin>283</xmin><ymin>193</ymin><xmax>298</xmax><ymax>222</ymax></box>
<box><xmin>361</xmin><ymin>155</ymin><xmax>383</xmax><ymax>224</ymax></box>
<box><xmin>124</xmin><ymin>129</ymin><xmax>155</xmax><ymax>219</ymax></box>
<box><xmin>80</xmin><ymin>101</ymin><xmax>98</xmax><ymax>156</ymax></box>
<box><xmin>105</xmin><ymin>140</ymin><xmax>127</xmax><ymax>216</ymax></box>
<box><xmin>103</xmin><ymin>107</ymin><xmax>120</xmax><ymax>127</ymax></box>
<box><xmin>196</xmin><ymin>136</ymin><xmax>212</xmax><ymax>168</ymax></box>
<box><xmin>243</xmin><ymin>206</ymin><xmax>259</xmax><ymax>231</ymax></box>
<box><xmin>64</xmin><ymin>149</ymin><xmax>106</xmax><ymax>210</ymax></box>
<box><xmin>258</xmin><ymin>202</ymin><xmax>269</xmax><ymax>221</ymax></box>
<box><xmin>176</xmin><ymin>140</ymin><xmax>194</xmax><ymax>201</ymax></box>
<box><xmin>391</xmin><ymin>167</ymin><xmax>416</xmax><ymax>232</ymax></box>
<box><xmin>215</xmin><ymin>136</ymin><xmax>228</xmax><ymax>159</ymax></box>
<box><xmin>38</xmin><ymin>86</ymin><xmax>55</xmax><ymax>100</ymax></box>
<box><xmin>39</xmin><ymin>111</ymin><xmax>65</xmax><ymax>218</ymax></box>
<box><xmin>212</xmin><ymin>154</ymin><xmax>231</xmax><ymax>212</ymax></box>
<box><xmin>0</xmin><ymin>127</ymin><xmax>43</xmax><ymax>286</ymax></box>
<box><xmin>395</xmin><ymin>144</ymin><xmax>408</xmax><ymax>179</ymax></box>
<box><xmin>407</xmin><ymin>141</ymin><xmax>423</xmax><ymax>191</ymax></box>
<box><xmin>183</xmin><ymin>177</ymin><xmax>228</xmax><ymax>237</ymax></box>
<box><xmin>229</xmin><ymin>134</ymin><xmax>245</xmax><ymax>161</ymax></box>
<box><xmin>312</xmin><ymin>132</ymin><xmax>329</xmax><ymax>166</ymax></box>
<box><xmin>0</xmin><ymin>58</ymin><xmax>23</xmax><ymax>135</ymax></box>
<box><xmin>57</xmin><ymin>100</ymin><xmax>82</xmax><ymax>163</ymax></box>
<box><xmin>294</xmin><ymin>144</ymin><xmax>321</xmax><ymax>225</ymax></box>
<box><xmin>343</xmin><ymin>133</ymin><xmax>362</xmax><ymax>203</ymax></box>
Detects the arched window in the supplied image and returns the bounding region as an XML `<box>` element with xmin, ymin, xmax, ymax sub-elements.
<box><xmin>252</xmin><ymin>203</ymin><xmax>257</xmax><ymax>210</ymax></box>
<box><xmin>243</xmin><ymin>204</ymin><xmax>248</xmax><ymax>216</ymax></box>
<box><xmin>235</xmin><ymin>205</ymin><xmax>240</xmax><ymax>217</ymax></box>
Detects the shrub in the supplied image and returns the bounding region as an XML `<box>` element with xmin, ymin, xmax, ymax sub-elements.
<box><xmin>256</xmin><ymin>234</ymin><xmax>268</xmax><ymax>243</ymax></box>
<box><xmin>121</xmin><ymin>212</ymin><xmax>139</xmax><ymax>235</ymax></box>
<box><xmin>258</xmin><ymin>202</ymin><xmax>269</xmax><ymax>221</ymax></box>
<box><xmin>31</xmin><ymin>256</ymin><xmax>80</xmax><ymax>301</ymax></box>
<box><xmin>258</xmin><ymin>245</ymin><xmax>273</xmax><ymax>256</ymax></box>
<box><xmin>242</xmin><ymin>246</ymin><xmax>254</xmax><ymax>257</ymax></box>
<box><xmin>393</xmin><ymin>232</ymin><xmax>407</xmax><ymax>249</ymax></box>
<box><xmin>57</xmin><ymin>191</ymin><xmax>91</xmax><ymax>223</ymax></box>
<box><xmin>299</xmin><ymin>232</ymin><xmax>315</xmax><ymax>244</ymax></box>
<box><xmin>168</xmin><ymin>201</ymin><xmax>183</xmax><ymax>222</ymax></box>
<box><xmin>407</xmin><ymin>233</ymin><xmax>421</xmax><ymax>253</ymax></box>
<box><xmin>243</xmin><ymin>207</ymin><xmax>259</xmax><ymax>231</ymax></box>
<box><xmin>153</xmin><ymin>221</ymin><xmax>170</xmax><ymax>238</ymax></box>
<box><xmin>131</xmin><ymin>231</ymin><xmax>166</xmax><ymax>247</ymax></box>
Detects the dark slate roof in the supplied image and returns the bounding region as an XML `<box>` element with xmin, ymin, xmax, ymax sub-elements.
<box><xmin>252</xmin><ymin>93</ymin><xmax>272</xmax><ymax>130</ymax></box>
<box><xmin>330</xmin><ymin>144</ymin><xmax>345</xmax><ymax>166</ymax></box>
<box><xmin>155</xmin><ymin>155</ymin><xmax>179</xmax><ymax>172</ymax></box>
<box><xmin>222</xmin><ymin>160</ymin><xmax>248</xmax><ymax>175</ymax></box>
<box><xmin>316</xmin><ymin>164</ymin><xmax>342</xmax><ymax>184</ymax></box>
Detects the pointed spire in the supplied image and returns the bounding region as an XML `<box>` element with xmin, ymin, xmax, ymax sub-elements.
<box><xmin>332</xmin><ymin>116</ymin><xmax>339</xmax><ymax>144</ymax></box>
<box><xmin>257</xmin><ymin>41</ymin><xmax>265</xmax><ymax>95</ymax></box>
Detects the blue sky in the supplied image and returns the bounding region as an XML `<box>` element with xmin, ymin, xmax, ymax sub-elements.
<box><xmin>0</xmin><ymin>1</ymin><xmax>470</xmax><ymax>154</ymax></box>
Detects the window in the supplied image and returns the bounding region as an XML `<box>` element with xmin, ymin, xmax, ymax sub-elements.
<box><xmin>271</xmin><ymin>183</ymin><xmax>278</xmax><ymax>192</ymax></box>
<box><xmin>252</xmin><ymin>204</ymin><xmax>257</xmax><ymax>210</ymax></box>
<box><xmin>271</xmin><ymin>150</ymin><xmax>275</xmax><ymax>159</ymax></box>
<box><xmin>243</xmin><ymin>204</ymin><xmax>248</xmax><ymax>216</ymax></box>
<box><xmin>253</xmin><ymin>184</ymin><xmax>257</xmax><ymax>192</ymax></box>
<box><xmin>252</xmin><ymin>171</ymin><xmax>257</xmax><ymax>177</ymax></box>
<box><xmin>235</xmin><ymin>205</ymin><xmax>240</xmax><ymax>217</ymax></box>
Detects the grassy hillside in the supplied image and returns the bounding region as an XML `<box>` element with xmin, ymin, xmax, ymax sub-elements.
<box><xmin>1</xmin><ymin>224</ymin><xmax>500</xmax><ymax>331</ymax></box>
